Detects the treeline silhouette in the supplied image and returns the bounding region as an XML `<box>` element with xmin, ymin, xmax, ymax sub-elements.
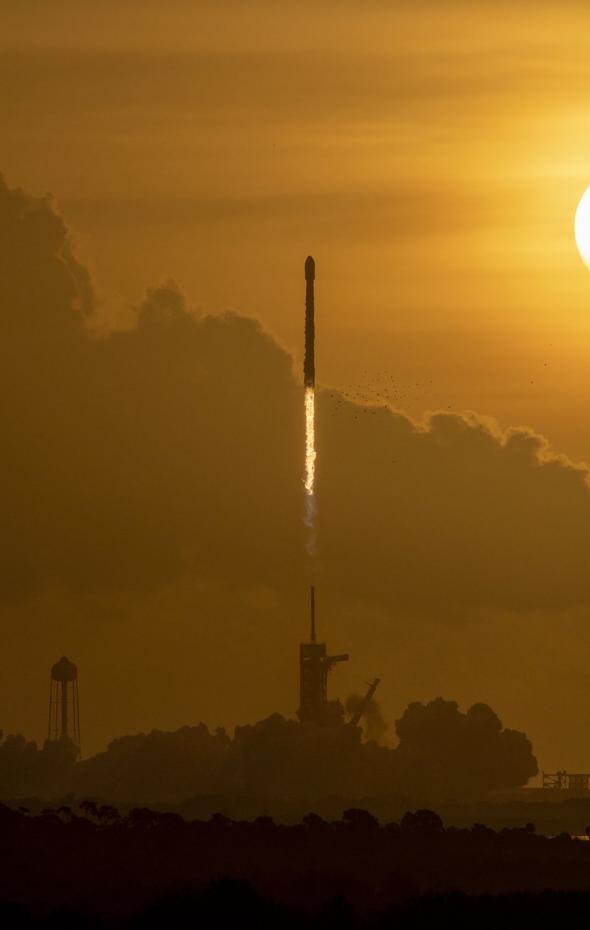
<box><xmin>0</xmin><ymin>699</ymin><xmax>536</xmax><ymax>804</ymax></box>
<box><xmin>3</xmin><ymin>803</ymin><xmax>590</xmax><ymax>926</ymax></box>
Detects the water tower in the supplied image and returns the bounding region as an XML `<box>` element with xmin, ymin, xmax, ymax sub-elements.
<box><xmin>48</xmin><ymin>656</ymin><xmax>80</xmax><ymax>756</ymax></box>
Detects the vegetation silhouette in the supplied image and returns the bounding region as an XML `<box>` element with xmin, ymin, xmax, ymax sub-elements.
<box><xmin>2</xmin><ymin>802</ymin><xmax>590</xmax><ymax>925</ymax></box>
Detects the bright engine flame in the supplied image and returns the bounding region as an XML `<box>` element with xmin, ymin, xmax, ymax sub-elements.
<box><xmin>304</xmin><ymin>387</ymin><xmax>316</xmax><ymax>526</ymax></box>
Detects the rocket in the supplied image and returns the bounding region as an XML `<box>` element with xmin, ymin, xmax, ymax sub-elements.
<box><xmin>304</xmin><ymin>256</ymin><xmax>315</xmax><ymax>388</ymax></box>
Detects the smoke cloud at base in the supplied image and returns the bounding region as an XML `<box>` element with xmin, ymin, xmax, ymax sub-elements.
<box><xmin>0</xmin><ymin>698</ymin><xmax>537</xmax><ymax>804</ymax></box>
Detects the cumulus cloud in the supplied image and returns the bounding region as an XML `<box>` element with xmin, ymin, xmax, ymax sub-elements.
<box><xmin>318</xmin><ymin>401</ymin><xmax>590</xmax><ymax>614</ymax></box>
<box><xmin>394</xmin><ymin>698</ymin><xmax>537</xmax><ymax>798</ymax></box>
<box><xmin>0</xmin><ymin>173</ymin><xmax>589</xmax><ymax>618</ymax></box>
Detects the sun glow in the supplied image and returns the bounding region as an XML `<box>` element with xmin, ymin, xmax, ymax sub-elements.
<box><xmin>575</xmin><ymin>187</ymin><xmax>590</xmax><ymax>269</ymax></box>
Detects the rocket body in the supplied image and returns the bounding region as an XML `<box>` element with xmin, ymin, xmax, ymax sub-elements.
<box><xmin>304</xmin><ymin>256</ymin><xmax>315</xmax><ymax>388</ymax></box>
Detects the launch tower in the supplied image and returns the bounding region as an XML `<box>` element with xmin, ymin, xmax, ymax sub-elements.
<box><xmin>297</xmin><ymin>586</ymin><xmax>349</xmax><ymax>725</ymax></box>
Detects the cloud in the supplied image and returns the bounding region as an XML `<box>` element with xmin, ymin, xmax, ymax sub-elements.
<box><xmin>3</xmin><ymin>174</ymin><xmax>590</xmax><ymax>762</ymax></box>
<box><xmin>393</xmin><ymin>698</ymin><xmax>537</xmax><ymax>798</ymax></box>
<box><xmin>0</xmin><ymin>173</ymin><xmax>589</xmax><ymax>621</ymax></box>
<box><xmin>60</xmin><ymin>185</ymin><xmax>507</xmax><ymax>245</ymax></box>
<box><xmin>69</xmin><ymin>698</ymin><xmax>535</xmax><ymax>802</ymax></box>
<box><xmin>318</xmin><ymin>402</ymin><xmax>590</xmax><ymax>614</ymax></box>
<box><xmin>3</xmin><ymin>42</ymin><xmax>585</xmax><ymax>134</ymax></box>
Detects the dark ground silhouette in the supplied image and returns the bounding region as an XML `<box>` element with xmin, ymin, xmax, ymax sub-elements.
<box><xmin>3</xmin><ymin>803</ymin><xmax>590</xmax><ymax>926</ymax></box>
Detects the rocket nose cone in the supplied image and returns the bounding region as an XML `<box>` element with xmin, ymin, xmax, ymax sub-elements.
<box><xmin>305</xmin><ymin>256</ymin><xmax>315</xmax><ymax>280</ymax></box>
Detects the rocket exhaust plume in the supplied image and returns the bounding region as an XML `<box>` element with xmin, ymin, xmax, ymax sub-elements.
<box><xmin>304</xmin><ymin>257</ymin><xmax>316</xmax><ymax>540</ymax></box>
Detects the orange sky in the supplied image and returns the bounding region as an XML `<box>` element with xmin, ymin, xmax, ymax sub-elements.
<box><xmin>4</xmin><ymin>1</ymin><xmax>590</xmax><ymax>772</ymax></box>
<box><xmin>3</xmin><ymin>1</ymin><xmax>590</xmax><ymax>461</ymax></box>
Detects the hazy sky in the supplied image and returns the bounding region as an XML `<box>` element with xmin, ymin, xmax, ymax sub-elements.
<box><xmin>4</xmin><ymin>1</ymin><xmax>590</xmax><ymax>459</ymax></box>
<box><xmin>4</xmin><ymin>1</ymin><xmax>590</xmax><ymax>772</ymax></box>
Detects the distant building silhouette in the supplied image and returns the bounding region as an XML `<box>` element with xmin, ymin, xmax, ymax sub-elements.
<box><xmin>48</xmin><ymin>656</ymin><xmax>80</xmax><ymax>757</ymax></box>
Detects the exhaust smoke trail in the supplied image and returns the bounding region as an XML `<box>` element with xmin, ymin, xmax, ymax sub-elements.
<box><xmin>304</xmin><ymin>385</ymin><xmax>316</xmax><ymax>528</ymax></box>
<box><xmin>303</xmin><ymin>257</ymin><xmax>316</xmax><ymax>552</ymax></box>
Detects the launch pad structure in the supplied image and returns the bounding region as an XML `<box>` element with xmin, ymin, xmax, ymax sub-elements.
<box><xmin>297</xmin><ymin>586</ymin><xmax>349</xmax><ymax>726</ymax></box>
<box><xmin>542</xmin><ymin>771</ymin><xmax>590</xmax><ymax>792</ymax></box>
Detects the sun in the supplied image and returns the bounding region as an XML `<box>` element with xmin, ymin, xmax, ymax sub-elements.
<box><xmin>574</xmin><ymin>187</ymin><xmax>590</xmax><ymax>269</ymax></box>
